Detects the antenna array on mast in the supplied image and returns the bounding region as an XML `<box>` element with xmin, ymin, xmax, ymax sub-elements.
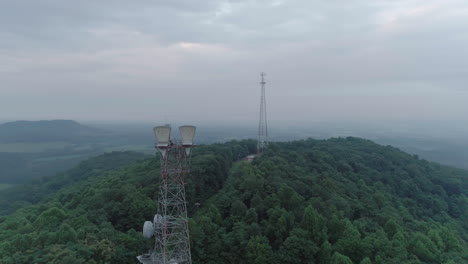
<box><xmin>138</xmin><ymin>125</ymin><xmax>195</xmax><ymax>264</ymax></box>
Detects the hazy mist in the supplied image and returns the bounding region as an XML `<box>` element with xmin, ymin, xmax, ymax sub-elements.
<box><xmin>1</xmin><ymin>0</ymin><xmax>468</xmax><ymax>126</ymax></box>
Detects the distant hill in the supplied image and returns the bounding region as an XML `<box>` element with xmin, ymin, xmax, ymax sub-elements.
<box><xmin>0</xmin><ymin>120</ymin><xmax>155</xmax><ymax>184</ymax></box>
<box><xmin>0</xmin><ymin>120</ymin><xmax>105</xmax><ymax>143</ymax></box>
<box><xmin>0</xmin><ymin>138</ymin><xmax>466</xmax><ymax>263</ymax></box>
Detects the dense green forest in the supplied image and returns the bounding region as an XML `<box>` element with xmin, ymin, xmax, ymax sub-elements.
<box><xmin>0</xmin><ymin>138</ymin><xmax>466</xmax><ymax>263</ymax></box>
<box><xmin>0</xmin><ymin>151</ymin><xmax>150</xmax><ymax>216</ymax></box>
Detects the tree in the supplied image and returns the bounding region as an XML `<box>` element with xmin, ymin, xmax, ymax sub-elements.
<box><xmin>230</xmin><ymin>200</ymin><xmax>247</xmax><ymax>218</ymax></box>
<box><xmin>335</xmin><ymin>220</ymin><xmax>363</xmax><ymax>262</ymax></box>
<box><xmin>384</xmin><ymin>218</ymin><xmax>401</xmax><ymax>239</ymax></box>
<box><xmin>265</xmin><ymin>207</ymin><xmax>294</xmax><ymax>248</ymax></box>
<box><xmin>301</xmin><ymin>205</ymin><xmax>327</xmax><ymax>244</ymax></box>
<box><xmin>409</xmin><ymin>233</ymin><xmax>440</xmax><ymax>263</ymax></box>
<box><xmin>244</xmin><ymin>208</ymin><xmax>258</xmax><ymax>224</ymax></box>
<box><xmin>330</xmin><ymin>252</ymin><xmax>354</xmax><ymax>264</ymax></box>
<box><xmin>318</xmin><ymin>241</ymin><xmax>333</xmax><ymax>264</ymax></box>
<box><xmin>359</xmin><ymin>257</ymin><xmax>372</xmax><ymax>264</ymax></box>
<box><xmin>246</xmin><ymin>236</ymin><xmax>274</xmax><ymax>264</ymax></box>
<box><xmin>278</xmin><ymin>228</ymin><xmax>317</xmax><ymax>263</ymax></box>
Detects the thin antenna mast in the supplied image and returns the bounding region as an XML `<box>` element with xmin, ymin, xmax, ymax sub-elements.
<box><xmin>258</xmin><ymin>72</ymin><xmax>268</xmax><ymax>153</ymax></box>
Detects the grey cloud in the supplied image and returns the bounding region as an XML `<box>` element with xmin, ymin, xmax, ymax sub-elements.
<box><xmin>0</xmin><ymin>0</ymin><xmax>221</xmax><ymax>50</ymax></box>
<box><xmin>1</xmin><ymin>0</ymin><xmax>468</xmax><ymax>122</ymax></box>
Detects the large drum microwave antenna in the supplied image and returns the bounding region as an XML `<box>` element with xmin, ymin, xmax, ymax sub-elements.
<box><xmin>179</xmin><ymin>125</ymin><xmax>196</xmax><ymax>155</ymax></box>
<box><xmin>179</xmin><ymin>125</ymin><xmax>196</xmax><ymax>146</ymax></box>
<box><xmin>153</xmin><ymin>125</ymin><xmax>172</xmax><ymax>158</ymax></box>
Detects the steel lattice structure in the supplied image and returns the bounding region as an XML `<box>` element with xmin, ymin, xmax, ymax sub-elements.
<box><xmin>258</xmin><ymin>72</ymin><xmax>268</xmax><ymax>154</ymax></box>
<box><xmin>138</xmin><ymin>125</ymin><xmax>195</xmax><ymax>264</ymax></box>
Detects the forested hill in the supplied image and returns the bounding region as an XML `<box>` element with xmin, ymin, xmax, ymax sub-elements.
<box><xmin>0</xmin><ymin>120</ymin><xmax>103</xmax><ymax>143</ymax></box>
<box><xmin>0</xmin><ymin>151</ymin><xmax>150</xmax><ymax>216</ymax></box>
<box><xmin>0</xmin><ymin>138</ymin><xmax>466</xmax><ymax>263</ymax></box>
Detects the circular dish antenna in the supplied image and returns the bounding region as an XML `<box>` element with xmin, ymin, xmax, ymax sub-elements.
<box><xmin>143</xmin><ymin>221</ymin><xmax>154</xmax><ymax>238</ymax></box>
<box><xmin>179</xmin><ymin>125</ymin><xmax>196</xmax><ymax>146</ymax></box>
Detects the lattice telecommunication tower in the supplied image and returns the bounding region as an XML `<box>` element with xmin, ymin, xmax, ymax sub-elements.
<box><xmin>257</xmin><ymin>72</ymin><xmax>268</xmax><ymax>153</ymax></box>
<box><xmin>137</xmin><ymin>125</ymin><xmax>196</xmax><ymax>264</ymax></box>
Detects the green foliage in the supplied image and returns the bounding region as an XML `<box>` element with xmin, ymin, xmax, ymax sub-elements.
<box><xmin>0</xmin><ymin>138</ymin><xmax>466</xmax><ymax>263</ymax></box>
<box><xmin>330</xmin><ymin>252</ymin><xmax>354</xmax><ymax>264</ymax></box>
<box><xmin>190</xmin><ymin>138</ymin><xmax>467</xmax><ymax>264</ymax></box>
<box><xmin>0</xmin><ymin>151</ymin><xmax>149</xmax><ymax>215</ymax></box>
<box><xmin>278</xmin><ymin>228</ymin><xmax>318</xmax><ymax>263</ymax></box>
<box><xmin>0</xmin><ymin>140</ymin><xmax>254</xmax><ymax>263</ymax></box>
<box><xmin>301</xmin><ymin>205</ymin><xmax>327</xmax><ymax>244</ymax></box>
<box><xmin>360</xmin><ymin>257</ymin><xmax>372</xmax><ymax>264</ymax></box>
<box><xmin>246</xmin><ymin>236</ymin><xmax>274</xmax><ymax>264</ymax></box>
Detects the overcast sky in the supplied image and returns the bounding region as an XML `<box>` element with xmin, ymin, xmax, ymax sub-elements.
<box><xmin>1</xmin><ymin>0</ymin><xmax>467</xmax><ymax>124</ymax></box>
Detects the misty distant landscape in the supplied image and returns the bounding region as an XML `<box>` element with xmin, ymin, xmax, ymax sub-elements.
<box><xmin>2</xmin><ymin>119</ymin><xmax>468</xmax><ymax>186</ymax></box>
